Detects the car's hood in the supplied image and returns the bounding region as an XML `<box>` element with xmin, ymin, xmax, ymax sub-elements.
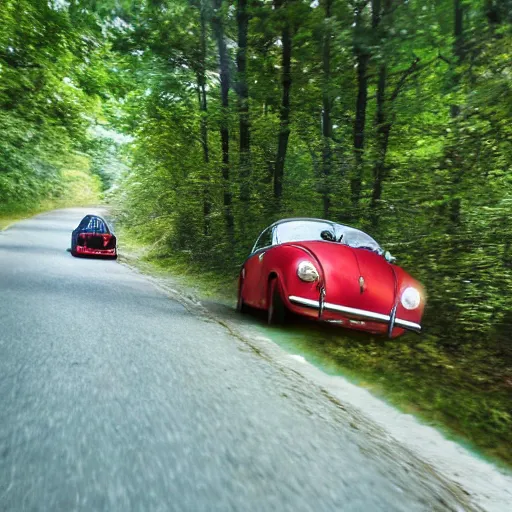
<box><xmin>289</xmin><ymin>241</ymin><xmax>397</xmax><ymax>315</ymax></box>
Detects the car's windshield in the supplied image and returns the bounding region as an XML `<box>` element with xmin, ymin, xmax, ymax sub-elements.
<box><xmin>274</xmin><ymin>220</ymin><xmax>383</xmax><ymax>254</ymax></box>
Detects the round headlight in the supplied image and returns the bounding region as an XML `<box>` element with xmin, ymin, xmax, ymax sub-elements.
<box><xmin>297</xmin><ymin>261</ymin><xmax>319</xmax><ymax>282</ymax></box>
<box><xmin>401</xmin><ymin>287</ymin><xmax>421</xmax><ymax>310</ymax></box>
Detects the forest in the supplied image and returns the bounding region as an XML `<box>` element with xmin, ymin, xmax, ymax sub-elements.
<box><xmin>1</xmin><ymin>1</ymin><xmax>511</xmax><ymax>464</ymax></box>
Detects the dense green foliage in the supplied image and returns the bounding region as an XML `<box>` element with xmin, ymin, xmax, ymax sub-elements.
<box><xmin>0</xmin><ymin>0</ymin><xmax>126</xmax><ymax>214</ymax></box>
<box><xmin>2</xmin><ymin>0</ymin><xmax>511</xmax><ymax>463</ymax></box>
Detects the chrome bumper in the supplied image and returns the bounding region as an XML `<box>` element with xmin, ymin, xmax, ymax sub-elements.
<box><xmin>288</xmin><ymin>296</ymin><xmax>421</xmax><ymax>333</ymax></box>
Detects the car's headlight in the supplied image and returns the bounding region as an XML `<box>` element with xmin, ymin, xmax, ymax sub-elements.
<box><xmin>401</xmin><ymin>287</ymin><xmax>421</xmax><ymax>310</ymax></box>
<box><xmin>297</xmin><ymin>261</ymin><xmax>319</xmax><ymax>282</ymax></box>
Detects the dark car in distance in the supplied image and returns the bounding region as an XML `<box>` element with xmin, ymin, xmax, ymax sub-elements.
<box><xmin>70</xmin><ymin>215</ymin><xmax>117</xmax><ymax>259</ymax></box>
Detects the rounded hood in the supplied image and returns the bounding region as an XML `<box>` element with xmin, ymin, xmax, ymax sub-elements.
<box><xmin>288</xmin><ymin>241</ymin><xmax>398</xmax><ymax>315</ymax></box>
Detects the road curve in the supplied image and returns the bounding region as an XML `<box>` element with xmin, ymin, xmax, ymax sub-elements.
<box><xmin>0</xmin><ymin>208</ymin><xmax>473</xmax><ymax>511</ymax></box>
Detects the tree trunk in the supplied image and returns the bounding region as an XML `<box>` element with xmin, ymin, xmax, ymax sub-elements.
<box><xmin>212</xmin><ymin>0</ymin><xmax>234</xmax><ymax>243</ymax></box>
<box><xmin>485</xmin><ymin>0</ymin><xmax>510</xmax><ymax>27</ymax></box>
<box><xmin>352</xmin><ymin>0</ymin><xmax>382</xmax><ymax>213</ymax></box>
<box><xmin>370</xmin><ymin>63</ymin><xmax>390</xmax><ymax>228</ymax></box>
<box><xmin>198</xmin><ymin>2</ymin><xmax>211</xmax><ymax>236</ymax></box>
<box><xmin>368</xmin><ymin>0</ymin><xmax>387</xmax><ymax>228</ymax></box>
<box><xmin>351</xmin><ymin>2</ymin><xmax>370</xmax><ymax>210</ymax></box>
<box><xmin>237</xmin><ymin>0</ymin><xmax>251</xmax><ymax>205</ymax></box>
<box><xmin>454</xmin><ymin>0</ymin><xmax>464</xmax><ymax>62</ymax></box>
<box><xmin>273</xmin><ymin>0</ymin><xmax>292</xmax><ymax>208</ymax></box>
<box><xmin>448</xmin><ymin>0</ymin><xmax>465</xmax><ymax>228</ymax></box>
<box><xmin>321</xmin><ymin>0</ymin><xmax>333</xmax><ymax>218</ymax></box>
<box><xmin>368</xmin><ymin>2</ymin><xmax>421</xmax><ymax>229</ymax></box>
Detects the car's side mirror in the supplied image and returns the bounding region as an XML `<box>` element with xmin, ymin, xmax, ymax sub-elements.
<box><xmin>384</xmin><ymin>251</ymin><xmax>396</xmax><ymax>263</ymax></box>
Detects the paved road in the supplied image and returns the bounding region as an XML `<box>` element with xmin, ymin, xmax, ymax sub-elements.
<box><xmin>0</xmin><ymin>208</ymin><xmax>473</xmax><ymax>511</ymax></box>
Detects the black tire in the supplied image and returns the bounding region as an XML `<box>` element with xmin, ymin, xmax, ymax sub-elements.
<box><xmin>267</xmin><ymin>279</ymin><xmax>287</xmax><ymax>325</ymax></box>
<box><xmin>236</xmin><ymin>278</ymin><xmax>248</xmax><ymax>313</ymax></box>
<box><xmin>70</xmin><ymin>235</ymin><xmax>76</xmax><ymax>256</ymax></box>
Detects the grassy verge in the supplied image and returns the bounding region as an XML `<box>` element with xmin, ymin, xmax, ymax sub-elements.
<box><xmin>117</xmin><ymin>227</ymin><xmax>512</xmax><ymax>469</ymax></box>
<box><xmin>1</xmin><ymin>154</ymin><xmax>102</xmax><ymax>230</ymax></box>
<box><xmin>294</xmin><ymin>332</ymin><xmax>512</xmax><ymax>468</ymax></box>
<box><xmin>116</xmin><ymin>231</ymin><xmax>237</xmax><ymax>300</ymax></box>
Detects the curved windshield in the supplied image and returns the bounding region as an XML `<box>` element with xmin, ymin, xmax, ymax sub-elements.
<box><xmin>274</xmin><ymin>220</ymin><xmax>383</xmax><ymax>254</ymax></box>
<box><xmin>337</xmin><ymin>225</ymin><xmax>382</xmax><ymax>253</ymax></box>
<box><xmin>79</xmin><ymin>216</ymin><xmax>109</xmax><ymax>234</ymax></box>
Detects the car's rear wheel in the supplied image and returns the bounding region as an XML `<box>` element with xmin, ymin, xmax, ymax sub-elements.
<box><xmin>267</xmin><ymin>278</ymin><xmax>287</xmax><ymax>325</ymax></box>
<box><xmin>236</xmin><ymin>277</ymin><xmax>248</xmax><ymax>313</ymax></box>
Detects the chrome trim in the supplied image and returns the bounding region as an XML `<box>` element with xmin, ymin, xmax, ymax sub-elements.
<box><xmin>387</xmin><ymin>304</ymin><xmax>397</xmax><ymax>338</ymax></box>
<box><xmin>394</xmin><ymin>318</ymin><xmax>422</xmax><ymax>331</ymax></box>
<box><xmin>288</xmin><ymin>295</ymin><xmax>421</xmax><ymax>333</ymax></box>
<box><xmin>318</xmin><ymin>286</ymin><xmax>326</xmax><ymax>318</ymax></box>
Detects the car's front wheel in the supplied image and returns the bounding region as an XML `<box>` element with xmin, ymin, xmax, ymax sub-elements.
<box><xmin>267</xmin><ymin>278</ymin><xmax>288</xmax><ymax>325</ymax></box>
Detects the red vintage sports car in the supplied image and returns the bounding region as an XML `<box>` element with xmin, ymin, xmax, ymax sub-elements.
<box><xmin>237</xmin><ymin>218</ymin><xmax>425</xmax><ymax>338</ymax></box>
<box><xmin>70</xmin><ymin>214</ymin><xmax>117</xmax><ymax>259</ymax></box>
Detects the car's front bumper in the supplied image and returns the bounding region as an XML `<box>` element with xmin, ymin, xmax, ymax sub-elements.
<box><xmin>288</xmin><ymin>295</ymin><xmax>421</xmax><ymax>333</ymax></box>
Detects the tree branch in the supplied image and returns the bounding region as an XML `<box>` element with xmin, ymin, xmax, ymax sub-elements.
<box><xmin>390</xmin><ymin>56</ymin><xmax>420</xmax><ymax>102</ymax></box>
<box><xmin>386</xmin><ymin>53</ymin><xmax>453</xmax><ymax>102</ymax></box>
<box><xmin>438</xmin><ymin>54</ymin><xmax>452</xmax><ymax>66</ymax></box>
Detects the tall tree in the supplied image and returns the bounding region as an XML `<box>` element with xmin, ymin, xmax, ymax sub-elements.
<box><xmin>273</xmin><ymin>0</ymin><xmax>293</xmax><ymax>207</ymax></box>
<box><xmin>447</xmin><ymin>0</ymin><xmax>465</xmax><ymax>228</ymax></box>
<box><xmin>369</xmin><ymin>0</ymin><xmax>421</xmax><ymax>228</ymax></box>
<box><xmin>237</xmin><ymin>0</ymin><xmax>252</xmax><ymax>207</ymax></box>
<box><xmin>350</xmin><ymin>0</ymin><xmax>370</xmax><ymax>212</ymax></box>
<box><xmin>321</xmin><ymin>0</ymin><xmax>333</xmax><ymax>218</ymax></box>
<box><xmin>212</xmin><ymin>0</ymin><xmax>235</xmax><ymax>243</ymax></box>
<box><xmin>368</xmin><ymin>0</ymin><xmax>387</xmax><ymax>227</ymax></box>
<box><xmin>197</xmin><ymin>0</ymin><xmax>212</xmax><ymax>236</ymax></box>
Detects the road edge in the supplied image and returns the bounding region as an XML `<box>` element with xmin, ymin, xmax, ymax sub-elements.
<box><xmin>115</xmin><ymin>253</ymin><xmax>495</xmax><ymax>512</ymax></box>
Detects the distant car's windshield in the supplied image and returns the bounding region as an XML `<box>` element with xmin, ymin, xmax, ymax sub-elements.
<box><xmin>274</xmin><ymin>220</ymin><xmax>383</xmax><ymax>254</ymax></box>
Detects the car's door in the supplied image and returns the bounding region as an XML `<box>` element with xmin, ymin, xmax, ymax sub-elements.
<box><xmin>242</xmin><ymin>227</ymin><xmax>273</xmax><ymax>308</ymax></box>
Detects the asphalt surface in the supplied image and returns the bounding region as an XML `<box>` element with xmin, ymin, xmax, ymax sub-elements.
<box><xmin>0</xmin><ymin>208</ymin><xmax>475</xmax><ymax>512</ymax></box>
